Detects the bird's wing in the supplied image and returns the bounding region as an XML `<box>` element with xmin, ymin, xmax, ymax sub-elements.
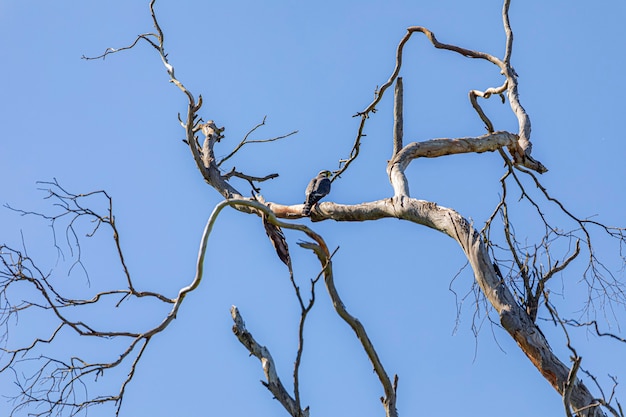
<box><xmin>304</xmin><ymin>178</ymin><xmax>317</xmax><ymax>198</ymax></box>
<box><xmin>315</xmin><ymin>178</ymin><xmax>331</xmax><ymax>196</ymax></box>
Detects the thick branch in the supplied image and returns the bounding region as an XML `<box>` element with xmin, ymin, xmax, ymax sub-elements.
<box><xmin>284</xmin><ymin>196</ymin><xmax>603</xmax><ymax>416</ymax></box>
<box><xmin>75</xmin><ymin>2</ymin><xmax>614</xmax><ymax>415</ymax></box>
<box><xmin>387</xmin><ymin>131</ymin><xmax>517</xmax><ymax>198</ymax></box>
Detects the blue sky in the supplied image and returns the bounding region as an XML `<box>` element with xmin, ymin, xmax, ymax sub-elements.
<box><xmin>1</xmin><ymin>1</ymin><xmax>626</xmax><ymax>416</ymax></box>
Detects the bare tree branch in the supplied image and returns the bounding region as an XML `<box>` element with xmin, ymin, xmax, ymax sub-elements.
<box><xmin>231</xmin><ymin>306</ymin><xmax>309</xmax><ymax>417</ymax></box>
<box><xmin>564</xmin><ymin>356</ymin><xmax>583</xmax><ymax>417</ymax></box>
<box><xmin>299</xmin><ymin>240</ymin><xmax>398</xmax><ymax>417</ymax></box>
<box><xmin>4</xmin><ymin>1</ymin><xmax>624</xmax><ymax>416</ymax></box>
<box><xmin>339</xmin><ymin>8</ymin><xmax>546</xmax><ymax>182</ymax></box>
<box><xmin>289</xmin><ymin>249</ymin><xmax>333</xmax><ymax>413</ymax></box>
<box><xmin>469</xmin><ymin>81</ymin><xmax>507</xmax><ymax>133</ymax></box>
<box><xmin>392</xmin><ymin>77</ymin><xmax>403</xmax><ymax>157</ymax></box>
<box><xmin>218</xmin><ymin>116</ymin><xmax>298</xmax><ymax>168</ymax></box>
<box><xmin>0</xmin><ymin>196</ymin><xmax>259</xmax><ymax>416</ymax></box>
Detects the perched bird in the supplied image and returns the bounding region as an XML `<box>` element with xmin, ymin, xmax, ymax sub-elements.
<box><xmin>303</xmin><ymin>170</ymin><xmax>332</xmax><ymax>216</ymax></box>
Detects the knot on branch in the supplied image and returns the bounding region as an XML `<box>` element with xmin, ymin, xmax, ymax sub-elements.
<box><xmin>201</xmin><ymin>120</ymin><xmax>225</xmax><ymax>142</ymax></box>
<box><xmin>507</xmin><ymin>142</ymin><xmax>548</xmax><ymax>174</ymax></box>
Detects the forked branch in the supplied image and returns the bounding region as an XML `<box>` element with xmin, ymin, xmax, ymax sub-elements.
<box><xmin>340</xmin><ymin>3</ymin><xmax>545</xmax><ymax>182</ymax></box>
<box><xmin>7</xmin><ymin>1</ymin><xmax>623</xmax><ymax>417</ymax></box>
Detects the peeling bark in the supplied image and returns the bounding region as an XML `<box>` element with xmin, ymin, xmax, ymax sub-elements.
<box><xmin>308</xmin><ymin>197</ymin><xmax>602</xmax><ymax>416</ymax></box>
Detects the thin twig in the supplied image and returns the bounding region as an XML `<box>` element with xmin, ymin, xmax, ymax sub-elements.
<box><xmin>218</xmin><ymin>117</ymin><xmax>298</xmax><ymax>167</ymax></box>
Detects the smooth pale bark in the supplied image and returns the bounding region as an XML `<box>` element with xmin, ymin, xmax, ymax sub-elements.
<box><xmin>387</xmin><ymin>131</ymin><xmax>518</xmax><ymax>198</ymax></box>
<box><xmin>195</xmin><ymin>56</ymin><xmax>598</xmax><ymax>417</ymax></box>
<box><xmin>215</xmin><ymin>128</ymin><xmax>601</xmax><ymax>415</ymax></box>
<box><xmin>295</xmin><ymin>198</ymin><xmax>599</xmax><ymax>415</ymax></box>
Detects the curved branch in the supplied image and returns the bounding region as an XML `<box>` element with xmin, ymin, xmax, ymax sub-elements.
<box><xmin>299</xmin><ymin>240</ymin><xmax>398</xmax><ymax>417</ymax></box>
<box><xmin>469</xmin><ymin>80</ymin><xmax>507</xmax><ymax>133</ymax></box>
<box><xmin>340</xmin><ymin>17</ymin><xmax>546</xmax><ymax>181</ymax></box>
<box><xmin>215</xmin><ymin>199</ymin><xmax>397</xmax><ymax>416</ymax></box>
<box><xmin>272</xmin><ymin>196</ymin><xmax>603</xmax><ymax>415</ymax></box>
<box><xmin>387</xmin><ymin>131</ymin><xmax>518</xmax><ymax>198</ymax></box>
<box><xmin>72</xmin><ymin>2</ymin><xmax>616</xmax><ymax>415</ymax></box>
<box><xmin>339</xmin><ymin>25</ymin><xmax>506</xmax><ymax>179</ymax></box>
<box><xmin>1</xmin><ymin>197</ymin><xmax>261</xmax><ymax>416</ymax></box>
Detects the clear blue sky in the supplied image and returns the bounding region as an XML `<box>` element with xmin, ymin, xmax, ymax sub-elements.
<box><xmin>1</xmin><ymin>1</ymin><xmax>625</xmax><ymax>416</ymax></box>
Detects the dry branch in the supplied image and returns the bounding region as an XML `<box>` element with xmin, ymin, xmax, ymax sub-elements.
<box><xmin>4</xmin><ymin>1</ymin><xmax>625</xmax><ymax>416</ymax></box>
<box><xmin>300</xmin><ymin>240</ymin><xmax>398</xmax><ymax>417</ymax></box>
<box><xmin>339</xmin><ymin>4</ymin><xmax>547</xmax><ymax>181</ymax></box>
<box><xmin>218</xmin><ymin>116</ymin><xmax>298</xmax><ymax>168</ymax></box>
<box><xmin>392</xmin><ymin>77</ymin><xmax>404</xmax><ymax>157</ymax></box>
<box><xmin>231</xmin><ymin>306</ymin><xmax>309</xmax><ymax>417</ymax></box>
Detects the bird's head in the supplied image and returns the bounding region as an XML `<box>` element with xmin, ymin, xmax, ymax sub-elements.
<box><xmin>318</xmin><ymin>170</ymin><xmax>332</xmax><ymax>178</ymax></box>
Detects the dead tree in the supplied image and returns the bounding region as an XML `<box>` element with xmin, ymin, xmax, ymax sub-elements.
<box><xmin>1</xmin><ymin>1</ymin><xmax>625</xmax><ymax>417</ymax></box>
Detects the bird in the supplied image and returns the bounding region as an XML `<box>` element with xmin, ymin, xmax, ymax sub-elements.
<box><xmin>302</xmin><ymin>170</ymin><xmax>332</xmax><ymax>216</ymax></box>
